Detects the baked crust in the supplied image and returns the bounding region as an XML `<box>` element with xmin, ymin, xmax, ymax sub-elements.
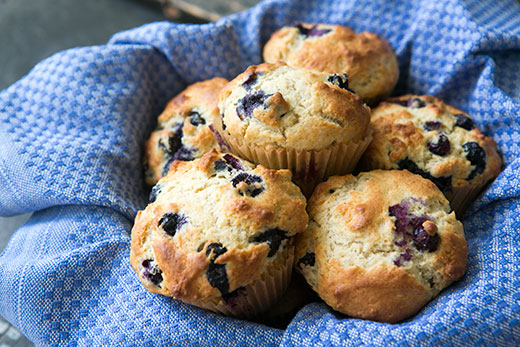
<box><xmin>218</xmin><ymin>62</ymin><xmax>371</xmax><ymax>151</ymax></box>
<box><xmin>320</xmin><ymin>262</ymin><xmax>431</xmax><ymax>323</ymax></box>
<box><xmin>144</xmin><ymin>77</ymin><xmax>228</xmax><ymax>185</ymax></box>
<box><xmin>295</xmin><ymin>170</ymin><xmax>468</xmax><ymax>323</ymax></box>
<box><xmin>361</xmin><ymin>95</ymin><xmax>502</xmax><ymax>199</ymax></box>
<box><xmin>263</xmin><ymin>23</ymin><xmax>399</xmax><ymax>105</ymax></box>
<box><xmin>131</xmin><ymin>150</ymin><xmax>308</xmax><ymax>306</ymax></box>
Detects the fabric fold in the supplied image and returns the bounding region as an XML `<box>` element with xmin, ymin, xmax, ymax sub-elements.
<box><xmin>1</xmin><ymin>0</ymin><xmax>519</xmax><ymax>345</ymax></box>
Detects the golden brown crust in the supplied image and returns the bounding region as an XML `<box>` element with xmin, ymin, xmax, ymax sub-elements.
<box><xmin>263</xmin><ymin>23</ymin><xmax>399</xmax><ymax>105</ymax></box>
<box><xmin>144</xmin><ymin>77</ymin><xmax>228</xmax><ymax>185</ymax></box>
<box><xmin>218</xmin><ymin>62</ymin><xmax>371</xmax><ymax>151</ymax></box>
<box><xmin>361</xmin><ymin>95</ymin><xmax>502</xmax><ymax>214</ymax></box>
<box><xmin>158</xmin><ymin>77</ymin><xmax>228</xmax><ymax>124</ymax></box>
<box><xmin>153</xmin><ymin>237</ymin><xmax>212</xmax><ymax>300</ymax></box>
<box><xmin>295</xmin><ymin>170</ymin><xmax>468</xmax><ymax>323</ymax></box>
<box><xmin>131</xmin><ymin>150</ymin><xmax>308</xmax><ymax>307</ymax></box>
<box><xmin>435</xmin><ymin>231</ymin><xmax>468</xmax><ymax>281</ymax></box>
<box><xmin>319</xmin><ymin>262</ymin><xmax>431</xmax><ymax>323</ymax></box>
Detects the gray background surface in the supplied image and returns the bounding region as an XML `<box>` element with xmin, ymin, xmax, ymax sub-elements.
<box><xmin>1</xmin><ymin>0</ymin><xmax>261</xmax><ymax>344</ymax></box>
<box><xmin>0</xmin><ymin>1</ymin><xmax>167</xmax><ymax>345</ymax></box>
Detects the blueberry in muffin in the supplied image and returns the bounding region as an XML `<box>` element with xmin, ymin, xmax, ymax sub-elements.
<box><xmin>295</xmin><ymin>170</ymin><xmax>467</xmax><ymax>323</ymax></box>
<box><xmin>131</xmin><ymin>150</ymin><xmax>308</xmax><ymax>317</ymax></box>
<box><xmin>361</xmin><ymin>95</ymin><xmax>502</xmax><ymax>215</ymax></box>
<box><xmin>144</xmin><ymin>77</ymin><xmax>228</xmax><ymax>185</ymax></box>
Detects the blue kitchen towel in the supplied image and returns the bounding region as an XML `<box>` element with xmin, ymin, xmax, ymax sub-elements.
<box><xmin>1</xmin><ymin>0</ymin><xmax>519</xmax><ymax>345</ymax></box>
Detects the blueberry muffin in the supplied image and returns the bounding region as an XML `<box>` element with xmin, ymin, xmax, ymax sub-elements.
<box><xmin>295</xmin><ymin>170</ymin><xmax>467</xmax><ymax>323</ymax></box>
<box><xmin>361</xmin><ymin>95</ymin><xmax>502</xmax><ymax>215</ymax></box>
<box><xmin>217</xmin><ymin>62</ymin><xmax>372</xmax><ymax>194</ymax></box>
<box><xmin>131</xmin><ymin>150</ymin><xmax>308</xmax><ymax>317</ymax></box>
<box><xmin>144</xmin><ymin>77</ymin><xmax>228</xmax><ymax>185</ymax></box>
<box><xmin>263</xmin><ymin>23</ymin><xmax>399</xmax><ymax>105</ymax></box>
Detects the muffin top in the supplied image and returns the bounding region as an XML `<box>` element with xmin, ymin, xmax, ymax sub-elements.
<box><xmin>263</xmin><ymin>23</ymin><xmax>399</xmax><ymax>105</ymax></box>
<box><xmin>131</xmin><ymin>150</ymin><xmax>308</xmax><ymax>305</ymax></box>
<box><xmin>362</xmin><ymin>95</ymin><xmax>502</xmax><ymax>193</ymax></box>
<box><xmin>144</xmin><ymin>77</ymin><xmax>228</xmax><ymax>185</ymax></box>
<box><xmin>218</xmin><ymin>62</ymin><xmax>371</xmax><ymax>151</ymax></box>
<box><xmin>295</xmin><ymin>169</ymin><xmax>467</xmax><ymax>323</ymax></box>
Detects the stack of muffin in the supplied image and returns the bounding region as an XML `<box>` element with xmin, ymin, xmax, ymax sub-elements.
<box><xmin>131</xmin><ymin>23</ymin><xmax>502</xmax><ymax>323</ymax></box>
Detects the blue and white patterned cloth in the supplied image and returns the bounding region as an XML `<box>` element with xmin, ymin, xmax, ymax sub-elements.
<box><xmin>1</xmin><ymin>0</ymin><xmax>519</xmax><ymax>345</ymax></box>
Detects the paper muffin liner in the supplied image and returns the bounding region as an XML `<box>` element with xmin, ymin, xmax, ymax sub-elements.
<box><xmin>222</xmin><ymin>128</ymin><xmax>373</xmax><ymax>196</ymax></box>
<box><xmin>445</xmin><ymin>183</ymin><xmax>487</xmax><ymax>218</ymax></box>
<box><xmin>256</xmin><ymin>271</ymin><xmax>317</xmax><ymax>328</ymax></box>
<box><xmin>189</xmin><ymin>243</ymin><xmax>294</xmax><ymax>319</ymax></box>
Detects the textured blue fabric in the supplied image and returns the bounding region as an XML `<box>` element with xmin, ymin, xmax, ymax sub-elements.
<box><xmin>1</xmin><ymin>0</ymin><xmax>519</xmax><ymax>345</ymax></box>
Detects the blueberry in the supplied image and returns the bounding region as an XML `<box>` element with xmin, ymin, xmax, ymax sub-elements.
<box><xmin>409</xmin><ymin>215</ymin><xmax>430</xmax><ymax>233</ymax></box>
<box><xmin>205</xmin><ymin>242</ymin><xmax>227</xmax><ymax>260</ymax></box>
<box><xmin>160</xmin><ymin>124</ymin><xmax>194</xmax><ymax>176</ymax></box>
<box><xmin>189</xmin><ymin>111</ymin><xmax>205</xmax><ymax>126</ymax></box>
<box><xmin>242</xmin><ymin>72</ymin><xmax>263</xmax><ymax>91</ymax></box>
<box><xmin>389</xmin><ymin>200</ymin><xmax>438</xmax><ymax>261</ymax></box>
<box><xmin>214</xmin><ymin>155</ymin><xmax>245</xmax><ymax>174</ymax></box>
<box><xmin>327</xmin><ymin>73</ymin><xmax>355</xmax><ymax>93</ymax></box>
<box><xmin>206</xmin><ymin>262</ymin><xmax>229</xmax><ymax>295</ymax></box>
<box><xmin>401</xmin><ymin>248</ymin><xmax>413</xmax><ymax>261</ymax></box>
<box><xmin>231</xmin><ymin>172</ymin><xmax>262</xmax><ymax>187</ymax></box>
<box><xmin>394</xmin><ymin>238</ymin><xmax>408</xmax><ymax>247</ymax></box>
<box><xmin>412</xmin><ymin>227</ymin><xmax>439</xmax><ymax>252</ymax></box>
<box><xmin>158</xmin><ymin>123</ymin><xmax>182</xmax><ymax>155</ymax></box>
<box><xmin>158</xmin><ymin>213</ymin><xmax>187</xmax><ymax>237</ymax></box>
<box><xmin>389</xmin><ymin>202</ymin><xmax>430</xmax><ymax>237</ymax></box>
<box><xmin>173</xmin><ymin>146</ymin><xmax>194</xmax><ymax>161</ymax></box>
<box><xmin>393</xmin><ymin>248</ymin><xmax>413</xmax><ymax>266</ymax></box>
<box><xmin>149</xmin><ymin>184</ymin><xmax>161</xmax><ymax>203</ymax></box>
<box><xmin>398</xmin><ymin>157</ymin><xmax>452</xmax><ymax>193</ymax></box>
<box><xmin>252</xmin><ymin>228</ymin><xmax>288</xmax><ymax>257</ymax></box>
<box><xmin>389</xmin><ymin>98</ymin><xmax>427</xmax><ymax>108</ymax></box>
<box><xmin>462</xmin><ymin>142</ymin><xmax>486</xmax><ymax>180</ymax></box>
<box><xmin>297</xmin><ymin>252</ymin><xmax>315</xmax><ymax>268</ymax></box>
<box><xmin>455</xmin><ymin>114</ymin><xmax>475</xmax><ymax>130</ymax></box>
<box><xmin>295</xmin><ymin>23</ymin><xmax>331</xmax><ymax>37</ymax></box>
<box><xmin>236</xmin><ymin>91</ymin><xmax>272</xmax><ymax>120</ymax></box>
<box><xmin>205</xmin><ymin>242</ymin><xmax>230</xmax><ymax>295</ymax></box>
<box><xmin>220</xmin><ymin>112</ymin><xmax>227</xmax><ymax>130</ymax></box>
<box><xmin>423</xmin><ymin>121</ymin><xmax>442</xmax><ymax>131</ymax></box>
<box><xmin>428</xmin><ymin>133</ymin><xmax>451</xmax><ymax>156</ymax></box>
<box><xmin>388</xmin><ymin>202</ymin><xmax>411</xmax><ymax>235</ymax></box>
<box><xmin>142</xmin><ymin>259</ymin><xmax>163</xmax><ymax>286</ymax></box>
<box><xmin>214</xmin><ymin>159</ymin><xmax>227</xmax><ymax>171</ymax></box>
<box><xmin>407</xmin><ymin>98</ymin><xmax>427</xmax><ymax>108</ymax></box>
<box><xmin>231</xmin><ymin>172</ymin><xmax>264</xmax><ymax>197</ymax></box>
<box><xmin>393</xmin><ymin>248</ymin><xmax>413</xmax><ymax>267</ymax></box>
<box><xmin>208</xmin><ymin>124</ymin><xmax>230</xmax><ymax>152</ymax></box>
<box><xmin>224</xmin><ymin>154</ymin><xmax>245</xmax><ymax>171</ymax></box>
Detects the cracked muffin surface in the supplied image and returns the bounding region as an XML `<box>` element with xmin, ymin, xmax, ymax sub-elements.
<box><xmin>263</xmin><ymin>23</ymin><xmax>399</xmax><ymax>105</ymax></box>
<box><xmin>361</xmin><ymin>95</ymin><xmax>502</xmax><ymax>214</ymax></box>
<box><xmin>144</xmin><ymin>77</ymin><xmax>228</xmax><ymax>185</ymax></box>
<box><xmin>218</xmin><ymin>62</ymin><xmax>371</xmax><ymax>151</ymax></box>
<box><xmin>132</xmin><ymin>150</ymin><xmax>308</xmax><ymax>316</ymax></box>
<box><xmin>295</xmin><ymin>169</ymin><xmax>467</xmax><ymax>323</ymax></box>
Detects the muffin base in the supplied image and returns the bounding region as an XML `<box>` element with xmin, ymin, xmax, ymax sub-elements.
<box><xmin>186</xmin><ymin>244</ymin><xmax>294</xmax><ymax>319</ymax></box>
<box><xmin>446</xmin><ymin>183</ymin><xmax>488</xmax><ymax>218</ymax></box>
<box><xmin>223</xmin><ymin>129</ymin><xmax>373</xmax><ymax>196</ymax></box>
